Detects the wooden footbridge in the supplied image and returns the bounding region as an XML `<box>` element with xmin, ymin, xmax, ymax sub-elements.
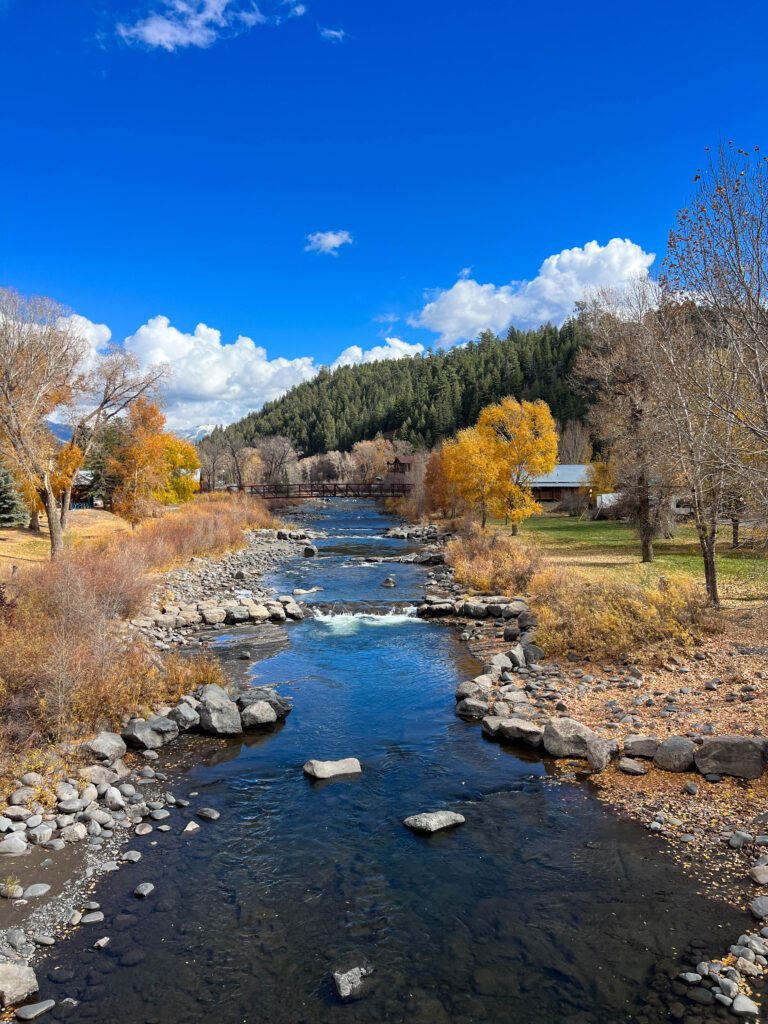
<box><xmin>235</xmin><ymin>481</ymin><xmax>412</xmax><ymax>499</ymax></box>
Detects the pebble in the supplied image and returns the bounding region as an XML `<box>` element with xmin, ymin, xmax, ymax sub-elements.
<box><xmin>93</xmin><ymin>937</ymin><xmax>111</xmax><ymax>950</ymax></box>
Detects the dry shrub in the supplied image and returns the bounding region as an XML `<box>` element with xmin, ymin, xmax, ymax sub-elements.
<box><xmin>0</xmin><ymin>494</ymin><xmax>272</xmax><ymax>749</ymax></box>
<box><xmin>446</xmin><ymin>527</ymin><xmax>544</xmax><ymax>594</ymax></box>
<box><xmin>446</xmin><ymin>528</ymin><xmax>714</xmax><ymax>658</ymax></box>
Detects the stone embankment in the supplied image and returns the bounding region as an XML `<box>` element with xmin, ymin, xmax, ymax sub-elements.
<box><xmin>129</xmin><ymin>528</ymin><xmax>323</xmax><ymax>649</ymax></box>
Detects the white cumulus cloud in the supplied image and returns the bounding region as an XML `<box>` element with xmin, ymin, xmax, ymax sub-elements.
<box><xmin>332</xmin><ymin>336</ymin><xmax>423</xmax><ymax>370</ymax></box>
<box><xmin>304</xmin><ymin>229</ymin><xmax>353</xmax><ymax>255</ymax></box>
<box><xmin>117</xmin><ymin>0</ymin><xmax>303</xmax><ymax>51</ymax></box>
<box><xmin>318</xmin><ymin>26</ymin><xmax>346</xmax><ymax>42</ymax></box>
<box><xmin>123</xmin><ymin>315</ymin><xmax>319</xmax><ymax>430</ymax></box>
<box><xmin>410</xmin><ymin>238</ymin><xmax>655</xmax><ymax>344</ymax></box>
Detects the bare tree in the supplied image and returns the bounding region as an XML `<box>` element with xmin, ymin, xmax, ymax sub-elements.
<box><xmin>256</xmin><ymin>435</ymin><xmax>300</xmax><ymax>483</ymax></box>
<box><xmin>0</xmin><ymin>290</ymin><xmax>89</xmax><ymax>558</ymax></box>
<box><xmin>224</xmin><ymin>432</ymin><xmax>248</xmax><ymax>489</ymax></box>
<box><xmin>197</xmin><ymin>433</ymin><xmax>228</xmax><ymax>490</ymax></box>
<box><xmin>557</xmin><ymin>419</ymin><xmax>593</xmax><ymax>464</ymax></box>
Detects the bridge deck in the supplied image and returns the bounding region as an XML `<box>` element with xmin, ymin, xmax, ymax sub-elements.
<box><xmin>235</xmin><ymin>481</ymin><xmax>412</xmax><ymax>499</ymax></box>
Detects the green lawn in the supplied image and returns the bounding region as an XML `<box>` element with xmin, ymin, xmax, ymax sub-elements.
<box><xmin>496</xmin><ymin>514</ymin><xmax>768</xmax><ymax>603</ymax></box>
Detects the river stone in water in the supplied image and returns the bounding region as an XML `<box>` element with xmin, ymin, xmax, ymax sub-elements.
<box><xmin>653</xmin><ymin>736</ymin><xmax>695</xmax><ymax>772</ymax></box>
<box><xmin>0</xmin><ymin>964</ymin><xmax>38</xmax><ymax>1007</ymax></box>
<box><xmin>403</xmin><ymin>811</ymin><xmax>465</xmax><ymax>833</ymax></box>
<box><xmin>499</xmin><ymin>718</ymin><xmax>543</xmax><ymax>747</ymax></box>
<box><xmin>694</xmin><ymin>736</ymin><xmax>768</xmax><ymax>780</ymax></box>
<box><xmin>455</xmin><ymin>698</ymin><xmax>489</xmax><ymax>719</ymax></box>
<box><xmin>303</xmin><ymin>758</ymin><xmax>361</xmax><ymax>779</ymax></box>
<box><xmin>732</xmin><ymin>994</ymin><xmax>760</xmax><ymax>1017</ymax></box>
<box><xmin>240</xmin><ymin>701</ymin><xmax>278</xmax><ymax>727</ymax></box>
<box><xmin>15</xmin><ymin>998</ymin><xmax>56</xmax><ymax>1020</ymax></box>
<box><xmin>198</xmin><ymin>695</ymin><xmax>242</xmax><ymax>736</ymax></box>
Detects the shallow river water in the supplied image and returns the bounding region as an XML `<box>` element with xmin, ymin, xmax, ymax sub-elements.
<box><xmin>41</xmin><ymin>501</ymin><xmax>737</xmax><ymax>1023</ymax></box>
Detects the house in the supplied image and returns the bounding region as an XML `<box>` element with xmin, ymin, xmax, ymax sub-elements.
<box><xmin>528</xmin><ymin>464</ymin><xmax>590</xmax><ymax>502</ymax></box>
<box><xmin>386</xmin><ymin>456</ymin><xmax>413</xmax><ymax>475</ymax></box>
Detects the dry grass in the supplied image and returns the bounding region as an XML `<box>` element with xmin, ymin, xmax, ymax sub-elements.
<box><xmin>0</xmin><ymin>509</ymin><xmax>130</xmax><ymax>577</ymax></box>
<box><xmin>446</xmin><ymin>526</ymin><xmax>718</xmax><ymax>659</ymax></box>
<box><xmin>0</xmin><ymin>494</ymin><xmax>274</xmax><ymax>750</ymax></box>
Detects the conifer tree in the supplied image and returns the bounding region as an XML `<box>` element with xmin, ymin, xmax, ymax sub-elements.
<box><xmin>0</xmin><ymin>465</ymin><xmax>30</xmax><ymax>528</ymax></box>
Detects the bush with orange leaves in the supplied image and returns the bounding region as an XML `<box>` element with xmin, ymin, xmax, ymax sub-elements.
<box><xmin>0</xmin><ymin>493</ymin><xmax>276</xmax><ymax>749</ymax></box>
<box><xmin>446</xmin><ymin>527</ymin><xmax>716</xmax><ymax>659</ymax></box>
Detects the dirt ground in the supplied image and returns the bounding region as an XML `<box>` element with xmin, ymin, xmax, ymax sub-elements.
<box><xmin>0</xmin><ymin>510</ymin><xmax>130</xmax><ymax>578</ymax></box>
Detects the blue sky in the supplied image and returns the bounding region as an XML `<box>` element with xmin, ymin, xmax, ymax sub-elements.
<box><xmin>2</xmin><ymin>0</ymin><xmax>767</xmax><ymax>428</ymax></box>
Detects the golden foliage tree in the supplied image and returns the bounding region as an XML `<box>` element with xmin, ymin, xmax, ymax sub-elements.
<box><xmin>441</xmin><ymin>427</ymin><xmax>498</xmax><ymax>528</ymax></box>
<box><xmin>477</xmin><ymin>397</ymin><xmax>558</xmax><ymax>532</ymax></box>
<box><xmin>109</xmin><ymin>399</ymin><xmax>169</xmax><ymax>526</ymax></box>
<box><xmin>157</xmin><ymin>435</ymin><xmax>201</xmax><ymax>504</ymax></box>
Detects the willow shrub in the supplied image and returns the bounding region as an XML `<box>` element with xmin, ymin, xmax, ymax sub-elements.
<box><xmin>446</xmin><ymin>529</ymin><xmax>714</xmax><ymax>659</ymax></box>
<box><xmin>0</xmin><ymin>494</ymin><xmax>271</xmax><ymax>749</ymax></box>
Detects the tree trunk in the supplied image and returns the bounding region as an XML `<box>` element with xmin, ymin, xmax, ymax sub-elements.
<box><xmin>637</xmin><ymin>475</ymin><xmax>654</xmax><ymax>562</ymax></box>
<box><xmin>28</xmin><ymin>510</ymin><xmax>41</xmax><ymax>533</ymax></box>
<box><xmin>40</xmin><ymin>485</ymin><xmax>65</xmax><ymax>559</ymax></box>
<box><xmin>510</xmin><ymin>522</ymin><xmax>519</xmax><ymax>536</ymax></box>
<box><xmin>480</xmin><ymin>506</ymin><xmax>487</xmax><ymax>530</ymax></box>
<box><xmin>731</xmin><ymin>517</ymin><xmax>740</xmax><ymax>549</ymax></box>
<box><xmin>693</xmin><ymin>503</ymin><xmax>720</xmax><ymax>605</ymax></box>
<box><xmin>60</xmin><ymin>486</ymin><xmax>72</xmax><ymax>531</ymax></box>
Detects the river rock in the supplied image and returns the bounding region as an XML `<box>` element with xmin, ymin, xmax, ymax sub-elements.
<box><xmin>122</xmin><ymin>719</ymin><xmax>164</xmax><ymax>750</ymax></box>
<box><xmin>488</xmin><ymin>653</ymin><xmax>512</xmax><ymax>675</ymax></box>
<box><xmin>653</xmin><ymin>736</ymin><xmax>695</xmax><ymax>772</ymax></box>
<box><xmin>240</xmin><ymin>701</ymin><xmax>278</xmax><ymax>727</ymax></box>
<box><xmin>619</xmin><ymin>757</ymin><xmax>648</xmax><ymax>775</ymax></box>
<box><xmin>499</xmin><ymin>718</ymin><xmax>544</xmax><ymax>747</ymax></box>
<box><xmin>198</xmin><ymin>694</ymin><xmax>242</xmax><ymax>736</ymax></box>
<box><xmin>750</xmin><ymin>896</ymin><xmax>768</xmax><ymax>920</ymax></box>
<box><xmin>403</xmin><ymin>811</ymin><xmax>465</xmax><ymax>833</ymax></box>
<box><xmin>27</xmin><ymin>824</ymin><xmax>53</xmax><ymax>845</ymax></box>
<box><xmin>0</xmin><ymin>834</ymin><xmax>28</xmax><ymax>855</ymax></box>
<box><xmin>303</xmin><ymin>758</ymin><xmax>362</xmax><ymax>779</ymax></box>
<box><xmin>750</xmin><ymin>865</ymin><xmax>768</xmax><ymax>885</ymax></box>
<box><xmin>201</xmin><ymin>607</ymin><xmax>226</xmax><ymax>625</ymax></box>
<box><xmin>694</xmin><ymin>736</ymin><xmax>768</xmax><ymax>780</ymax></box>
<box><xmin>22</xmin><ymin>884</ymin><xmax>51</xmax><ymax>899</ymax></box>
<box><xmin>586</xmin><ymin>735</ymin><xmax>611</xmax><ymax>772</ymax></box>
<box><xmin>134</xmin><ymin>882</ymin><xmax>155</xmax><ymax>898</ymax></box>
<box><xmin>15</xmin><ymin>999</ymin><xmax>55</xmax><ymax>1020</ymax></box>
<box><xmin>146</xmin><ymin>715</ymin><xmax>180</xmax><ymax>744</ymax></box>
<box><xmin>523</xmin><ymin>642</ymin><xmax>545</xmax><ymax>666</ymax></box>
<box><xmin>623</xmin><ymin>735</ymin><xmax>659</xmax><ymax>759</ymax></box>
<box><xmin>168</xmin><ymin>703</ymin><xmax>200</xmax><ymax>731</ymax></box>
<box><xmin>732</xmin><ymin>994</ymin><xmax>760</xmax><ymax>1017</ymax></box>
<box><xmin>303</xmin><ymin>545</ymin><xmax>318</xmax><ymax>557</ymax></box>
<box><xmin>462</xmin><ymin>601</ymin><xmax>487</xmax><ymax>619</ymax></box>
<box><xmin>481</xmin><ymin>717</ymin><xmax>504</xmax><ymax>738</ymax></box>
<box><xmin>0</xmin><ymin>964</ymin><xmax>38</xmax><ymax>1007</ymax></box>
<box><xmin>331</xmin><ymin>955</ymin><xmax>374</xmax><ymax>1001</ymax></box>
<box><xmin>81</xmin><ymin>731</ymin><xmax>127</xmax><ymax>762</ymax></box>
<box><xmin>238</xmin><ymin>688</ymin><xmax>293</xmax><ymax>719</ymax></box>
<box><xmin>455</xmin><ymin>680</ymin><xmax>486</xmax><ymax>702</ymax></box>
<box><xmin>61</xmin><ymin>823</ymin><xmax>87</xmax><ymax>843</ymax></box>
<box><xmin>455</xmin><ymin>698</ymin><xmax>489</xmax><ymax>719</ymax></box>
<box><xmin>542</xmin><ymin>717</ymin><xmax>596</xmax><ymax>758</ymax></box>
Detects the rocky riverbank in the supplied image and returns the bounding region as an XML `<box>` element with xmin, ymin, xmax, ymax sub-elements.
<box><xmin>419</xmin><ymin>557</ymin><xmax>768</xmax><ymax>1018</ymax></box>
<box><xmin>0</xmin><ymin>525</ymin><xmax>311</xmax><ymax>1019</ymax></box>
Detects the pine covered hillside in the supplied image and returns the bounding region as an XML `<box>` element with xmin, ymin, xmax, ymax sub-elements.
<box><xmin>225</xmin><ymin>321</ymin><xmax>587</xmax><ymax>454</ymax></box>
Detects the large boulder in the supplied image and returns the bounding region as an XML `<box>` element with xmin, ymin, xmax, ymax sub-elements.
<box><xmin>237</xmin><ymin>688</ymin><xmax>292</xmax><ymax>719</ymax></box>
<box><xmin>623</xmin><ymin>735</ymin><xmax>659</xmax><ymax>759</ymax></box>
<box><xmin>586</xmin><ymin>735</ymin><xmax>611</xmax><ymax>773</ymax></box>
<box><xmin>455</xmin><ymin>698</ymin><xmax>489</xmax><ymax>719</ymax></box>
<box><xmin>147</xmin><ymin>715</ymin><xmax>180</xmax><ymax>744</ymax></box>
<box><xmin>542</xmin><ymin>717</ymin><xmax>596</xmax><ymax>758</ymax></box>
<box><xmin>303</xmin><ymin>758</ymin><xmax>361</xmax><ymax>779</ymax></box>
<box><xmin>201</xmin><ymin>607</ymin><xmax>226</xmax><ymax>625</ymax></box>
<box><xmin>499</xmin><ymin>718</ymin><xmax>543</xmax><ymax>747</ymax></box>
<box><xmin>198</xmin><ymin>694</ymin><xmax>242</xmax><ymax>736</ymax></box>
<box><xmin>523</xmin><ymin>642</ymin><xmax>545</xmax><ymax>666</ymax></box>
<box><xmin>225</xmin><ymin>606</ymin><xmax>250</xmax><ymax>624</ymax></box>
<box><xmin>462</xmin><ymin>602</ymin><xmax>487</xmax><ymax>619</ymax></box>
<box><xmin>0</xmin><ymin>834</ymin><xmax>28</xmax><ymax>856</ymax></box>
<box><xmin>455</xmin><ymin>680</ymin><xmax>486</xmax><ymax>702</ymax></box>
<box><xmin>653</xmin><ymin>736</ymin><xmax>695</xmax><ymax>773</ymax></box>
<box><xmin>694</xmin><ymin>736</ymin><xmax>768</xmax><ymax>780</ymax></box>
<box><xmin>168</xmin><ymin>702</ymin><xmax>200</xmax><ymax>731</ymax></box>
<box><xmin>122</xmin><ymin>719</ymin><xmax>164</xmax><ymax>750</ymax></box>
<box><xmin>81</xmin><ymin>731</ymin><xmax>126</xmax><ymax>762</ymax></box>
<box><xmin>0</xmin><ymin>964</ymin><xmax>38</xmax><ymax>1007</ymax></box>
<box><xmin>240</xmin><ymin>701</ymin><xmax>278</xmax><ymax>728</ymax></box>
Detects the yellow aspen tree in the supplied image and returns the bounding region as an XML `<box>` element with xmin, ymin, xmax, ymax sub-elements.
<box><xmin>477</xmin><ymin>397</ymin><xmax>558</xmax><ymax>533</ymax></box>
<box><xmin>441</xmin><ymin>427</ymin><xmax>498</xmax><ymax>528</ymax></box>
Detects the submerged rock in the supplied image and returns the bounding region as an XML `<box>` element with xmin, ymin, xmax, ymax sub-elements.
<box><xmin>0</xmin><ymin>964</ymin><xmax>38</xmax><ymax>1008</ymax></box>
<box><xmin>331</xmin><ymin>955</ymin><xmax>374</xmax><ymax>1001</ymax></box>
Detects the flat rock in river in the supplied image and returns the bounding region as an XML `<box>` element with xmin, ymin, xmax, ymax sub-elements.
<box><xmin>0</xmin><ymin>964</ymin><xmax>38</xmax><ymax>1007</ymax></box>
<box><xmin>403</xmin><ymin>811</ymin><xmax>465</xmax><ymax>833</ymax></box>
<box><xmin>303</xmin><ymin>758</ymin><xmax>361</xmax><ymax>779</ymax></box>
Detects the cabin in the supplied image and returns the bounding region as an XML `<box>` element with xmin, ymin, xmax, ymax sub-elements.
<box><xmin>386</xmin><ymin>456</ymin><xmax>413</xmax><ymax>475</ymax></box>
<box><xmin>528</xmin><ymin>464</ymin><xmax>590</xmax><ymax>502</ymax></box>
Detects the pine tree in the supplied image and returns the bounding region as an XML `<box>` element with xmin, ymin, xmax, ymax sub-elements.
<box><xmin>0</xmin><ymin>465</ymin><xmax>30</xmax><ymax>528</ymax></box>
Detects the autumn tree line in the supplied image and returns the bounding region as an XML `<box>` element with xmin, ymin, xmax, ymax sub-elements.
<box><xmin>0</xmin><ymin>294</ymin><xmax>200</xmax><ymax>557</ymax></box>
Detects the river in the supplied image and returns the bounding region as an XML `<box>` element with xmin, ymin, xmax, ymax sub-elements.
<box><xmin>40</xmin><ymin>500</ymin><xmax>736</xmax><ymax>1023</ymax></box>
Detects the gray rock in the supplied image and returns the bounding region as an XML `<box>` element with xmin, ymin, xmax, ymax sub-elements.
<box><xmin>134</xmin><ymin>882</ymin><xmax>155</xmax><ymax>898</ymax></box>
<box><xmin>240</xmin><ymin>700</ymin><xmax>278</xmax><ymax>728</ymax></box>
<box><xmin>586</xmin><ymin>736</ymin><xmax>611</xmax><ymax>773</ymax></box>
<box><xmin>8</xmin><ymin>787</ymin><xmax>34</xmax><ymax>806</ymax></box>
<box><xmin>146</xmin><ymin>715</ymin><xmax>180</xmax><ymax>744</ymax></box>
<box><xmin>403</xmin><ymin>811</ymin><xmax>465</xmax><ymax>833</ymax></box>
<box><xmin>623</xmin><ymin>734</ymin><xmax>659</xmax><ymax>759</ymax></box>
<box><xmin>303</xmin><ymin>758</ymin><xmax>362</xmax><ymax>779</ymax></box>
<box><xmin>462</xmin><ymin>601</ymin><xmax>487</xmax><ymax>619</ymax></box>
<box><xmin>104</xmin><ymin>786</ymin><xmax>125</xmax><ymax>811</ymax></box>
<box><xmin>122</xmin><ymin>719</ymin><xmax>164</xmax><ymax>750</ymax></box>
<box><xmin>236</xmin><ymin>688</ymin><xmax>293</xmax><ymax>719</ymax></box>
<box><xmin>168</xmin><ymin>703</ymin><xmax>200</xmax><ymax>731</ymax></box>
<box><xmin>198</xmin><ymin>695</ymin><xmax>242</xmax><ymax>736</ymax></box>
<box><xmin>455</xmin><ymin>681</ymin><xmax>486</xmax><ymax>702</ymax></box>
<box><xmin>80</xmin><ymin>911</ymin><xmax>104</xmax><ymax>924</ymax></box>
<box><xmin>303</xmin><ymin>545</ymin><xmax>318</xmax><ymax>557</ymax></box>
<box><xmin>27</xmin><ymin>825</ymin><xmax>53</xmax><ymax>846</ymax></box>
<box><xmin>694</xmin><ymin>736</ymin><xmax>768</xmax><ymax>780</ymax></box>
<box><xmin>481</xmin><ymin>717</ymin><xmax>504</xmax><ymax>738</ymax></box>
<box><xmin>14</xmin><ymin>999</ymin><xmax>55</xmax><ymax>1020</ymax></box>
<box><xmin>60</xmin><ymin>823</ymin><xmax>87</xmax><ymax>843</ymax></box>
<box><xmin>542</xmin><ymin>717</ymin><xmax>596</xmax><ymax>758</ymax></box>
<box><xmin>653</xmin><ymin>735</ymin><xmax>695</xmax><ymax>772</ymax></box>
<box><xmin>21</xmin><ymin>884</ymin><xmax>51</xmax><ymax>899</ymax></box>
<box><xmin>619</xmin><ymin>758</ymin><xmax>648</xmax><ymax>776</ymax></box>
<box><xmin>750</xmin><ymin>896</ymin><xmax>768</xmax><ymax>920</ymax></box>
<box><xmin>81</xmin><ymin>731</ymin><xmax>126</xmax><ymax>762</ymax></box>
<box><xmin>0</xmin><ymin>834</ymin><xmax>28</xmax><ymax>856</ymax></box>
<box><xmin>455</xmin><ymin>698</ymin><xmax>489</xmax><ymax>719</ymax></box>
<box><xmin>498</xmin><ymin>718</ymin><xmax>544</xmax><ymax>747</ymax></box>
<box><xmin>0</xmin><ymin>964</ymin><xmax>38</xmax><ymax>1007</ymax></box>
<box><xmin>732</xmin><ymin>994</ymin><xmax>760</xmax><ymax>1017</ymax></box>
<box><xmin>197</xmin><ymin>808</ymin><xmax>220</xmax><ymax>821</ymax></box>
<box><xmin>331</xmin><ymin>955</ymin><xmax>374</xmax><ymax>1001</ymax></box>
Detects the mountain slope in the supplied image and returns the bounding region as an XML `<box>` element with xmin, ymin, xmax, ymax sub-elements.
<box><xmin>218</xmin><ymin>321</ymin><xmax>587</xmax><ymax>455</ymax></box>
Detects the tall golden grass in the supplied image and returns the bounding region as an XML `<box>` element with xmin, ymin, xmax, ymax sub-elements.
<box><xmin>446</xmin><ymin>526</ymin><xmax>716</xmax><ymax>659</ymax></box>
<box><xmin>0</xmin><ymin>494</ymin><xmax>275</xmax><ymax>749</ymax></box>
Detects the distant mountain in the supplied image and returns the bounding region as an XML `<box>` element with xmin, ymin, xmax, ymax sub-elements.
<box><xmin>181</xmin><ymin>424</ymin><xmax>218</xmax><ymax>443</ymax></box>
<box><xmin>47</xmin><ymin>421</ymin><xmax>72</xmax><ymax>443</ymax></box>
<box><xmin>215</xmin><ymin>321</ymin><xmax>588</xmax><ymax>456</ymax></box>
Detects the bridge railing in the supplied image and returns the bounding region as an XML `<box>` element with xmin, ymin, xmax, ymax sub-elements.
<box><xmin>235</xmin><ymin>481</ymin><xmax>412</xmax><ymax>499</ymax></box>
